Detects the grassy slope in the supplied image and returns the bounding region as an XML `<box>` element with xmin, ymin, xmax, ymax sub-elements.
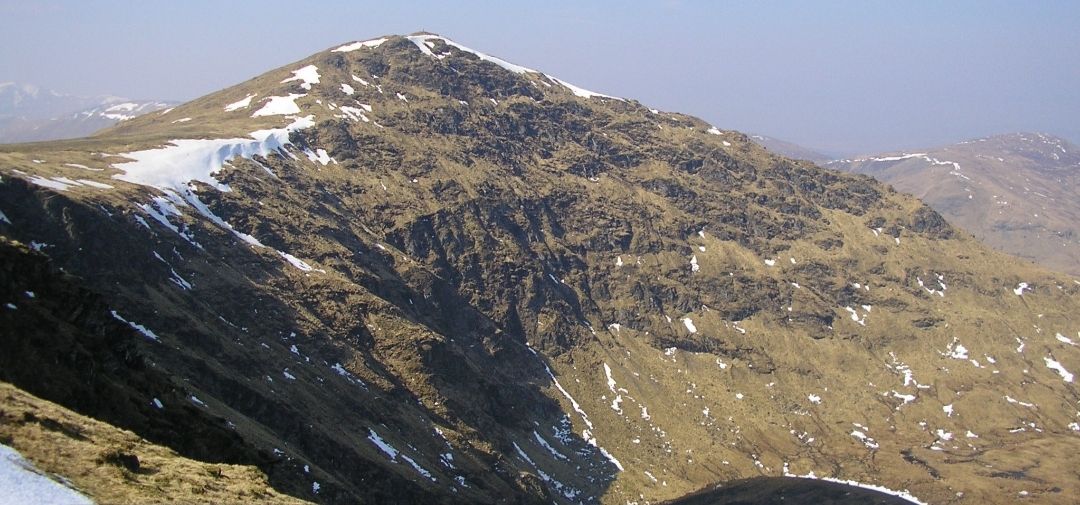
<box><xmin>0</xmin><ymin>382</ymin><xmax>310</xmax><ymax>504</ymax></box>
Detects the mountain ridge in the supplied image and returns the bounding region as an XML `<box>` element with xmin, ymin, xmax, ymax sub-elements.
<box><xmin>748</xmin><ymin>134</ymin><xmax>835</xmax><ymax>164</ymax></box>
<box><xmin>1</xmin><ymin>33</ymin><xmax>1079</xmax><ymax>505</ymax></box>
<box><xmin>830</xmin><ymin>132</ymin><xmax>1080</xmax><ymax>276</ymax></box>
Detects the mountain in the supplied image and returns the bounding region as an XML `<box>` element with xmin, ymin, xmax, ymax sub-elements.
<box><xmin>2</xmin><ymin>33</ymin><xmax>1080</xmax><ymax>505</ymax></box>
<box><xmin>748</xmin><ymin>134</ymin><xmax>834</xmax><ymax>164</ymax></box>
<box><xmin>829</xmin><ymin>133</ymin><xmax>1080</xmax><ymax>276</ymax></box>
<box><xmin>0</xmin><ymin>82</ymin><xmax>175</xmax><ymax>143</ymax></box>
<box><xmin>0</xmin><ymin>82</ymin><xmax>107</xmax><ymax>119</ymax></box>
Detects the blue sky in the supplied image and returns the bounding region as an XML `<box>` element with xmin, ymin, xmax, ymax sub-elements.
<box><xmin>2</xmin><ymin>0</ymin><xmax>1078</xmax><ymax>154</ymax></box>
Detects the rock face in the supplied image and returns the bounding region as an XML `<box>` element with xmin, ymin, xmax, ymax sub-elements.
<box><xmin>2</xmin><ymin>34</ymin><xmax>1080</xmax><ymax>504</ymax></box>
<box><xmin>829</xmin><ymin>133</ymin><xmax>1080</xmax><ymax>276</ymax></box>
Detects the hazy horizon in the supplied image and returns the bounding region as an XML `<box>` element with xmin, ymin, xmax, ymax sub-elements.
<box><xmin>2</xmin><ymin>0</ymin><xmax>1078</xmax><ymax>154</ymax></box>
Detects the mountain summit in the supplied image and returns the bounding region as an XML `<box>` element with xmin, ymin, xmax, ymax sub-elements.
<box><xmin>2</xmin><ymin>34</ymin><xmax>1080</xmax><ymax>504</ymax></box>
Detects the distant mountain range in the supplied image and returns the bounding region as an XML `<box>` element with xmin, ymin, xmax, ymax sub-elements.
<box><xmin>0</xmin><ymin>82</ymin><xmax>174</xmax><ymax>143</ymax></box>
<box><xmin>748</xmin><ymin>134</ymin><xmax>834</xmax><ymax>164</ymax></box>
<box><xmin>828</xmin><ymin>133</ymin><xmax>1080</xmax><ymax>275</ymax></box>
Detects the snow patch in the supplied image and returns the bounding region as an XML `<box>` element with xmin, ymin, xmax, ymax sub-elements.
<box><xmin>603</xmin><ymin>362</ymin><xmax>623</xmax><ymax>414</ymax></box>
<box><xmin>224</xmin><ymin>93</ymin><xmax>256</xmax><ymax>112</ymax></box>
<box><xmin>367</xmin><ymin>429</ymin><xmax>399</xmax><ymax>460</ymax></box>
<box><xmin>526</xmin><ymin>347</ymin><xmax>621</xmax><ymax>472</ymax></box>
<box><xmin>1004</xmin><ymin>395</ymin><xmax>1035</xmax><ymax>408</ymax></box>
<box><xmin>891</xmin><ymin>391</ymin><xmax>916</xmax><ymax>407</ymax></box>
<box><xmin>0</xmin><ymin>443</ymin><xmax>93</xmax><ymax>505</ymax></box>
<box><xmin>75</xmin><ymin>179</ymin><xmax>113</xmax><ymax>189</ymax></box>
<box><xmin>110</xmin><ymin>310</ymin><xmax>161</xmax><ymax>341</ymax></box>
<box><xmin>916</xmin><ymin>276</ymin><xmax>945</xmax><ymax>297</ymax></box>
<box><xmin>338</xmin><ymin>106</ymin><xmax>370</xmax><ymax>123</ymax></box>
<box><xmin>304</xmin><ymin>148</ymin><xmax>334</xmax><ymax>166</ymax></box>
<box><xmin>1045</xmin><ymin>357</ymin><xmax>1074</xmax><ymax>382</ymax></box>
<box><xmin>844</xmin><ymin>306</ymin><xmax>867</xmax><ymax>326</ymax></box>
<box><xmin>112</xmin><ymin>116</ymin><xmax>319</xmax><ymax>271</ymax></box>
<box><xmin>112</xmin><ymin>116</ymin><xmax>311</xmax><ymax>189</ymax></box>
<box><xmin>252</xmin><ymin>93</ymin><xmax>305</xmax><ymax>117</ymax></box>
<box><xmin>400</xmin><ymin>454</ymin><xmax>435</xmax><ymax>482</ymax></box>
<box><xmin>598</xmin><ymin>446</ymin><xmax>624</xmax><ymax>471</ymax></box>
<box><xmin>281</xmin><ymin>65</ymin><xmax>320</xmax><ymax>90</ymax></box>
<box><xmin>533</xmin><ymin>431</ymin><xmax>568</xmax><ymax>461</ymax></box>
<box><xmin>332</xmin><ymin>38</ymin><xmax>388</xmax><ymax>52</ymax></box>
<box><xmin>28</xmin><ymin>176</ymin><xmax>78</xmax><ymax>191</ymax></box>
<box><xmin>941</xmin><ymin>338</ymin><xmax>969</xmax><ymax>360</ymax></box>
<box><xmin>785</xmin><ymin>472</ymin><xmax>927</xmax><ymax>504</ymax></box>
<box><xmin>405</xmin><ymin>34</ymin><xmax>621</xmax><ymax>100</ymax></box>
<box><xmin>850</xmin><ymin>427</ymin><xmax>879</xmax><ymax>450</ymax></box>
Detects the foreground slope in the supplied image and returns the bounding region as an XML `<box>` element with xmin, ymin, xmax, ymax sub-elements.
<box><xmin>2</xmin><ymin>34</ymin><xmax>1080</xmax><ymax>504</ymax></box>
<box><xmin>830</xmin><ymin>134</ymin><xmax>1080</xmax><ymax>276</ymax></box>
<box><xmin>0</xmin><ymin>380</ymin><xmax>308</xmax><ymax>505</ymax></box>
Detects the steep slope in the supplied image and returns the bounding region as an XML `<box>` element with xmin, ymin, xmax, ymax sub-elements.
<box><xmin>1</xmin><ymin>34</ymin><xmax>1080</xmax><ymax>505</ymax></box>
<box><xmin>829</xmin><ymin>133</ymin><xmax>1080</xmax><ymax>275</ymax></box>
<box><xmin>0</xmin><ymin>381</ymin><xmax>309</xmax><ymax>505</ymax></box>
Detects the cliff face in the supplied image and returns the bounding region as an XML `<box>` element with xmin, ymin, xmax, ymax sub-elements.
<box><xmin>1</xmin><ymin>34</ymin><xmax>1079</xmax><ymax>504</ymax></box>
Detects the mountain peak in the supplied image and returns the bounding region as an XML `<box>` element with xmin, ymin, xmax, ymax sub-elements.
<box><xmin>0</xmin><ymin>81</ymin><xmax>44</xmax><ymax>96</ymax></box>
<box><xmin>3</xmin><ymin>32</ymin><xmax>1080</xmax><ymax>505</ymax></box>
<box><xmin>100</xmin><ymin>31</ymin><xmax>639</xmax><ymax>147</ymax></box>
<box><xmin>332</xmin><ymin>33</ymin><xmax>622</xmax><ymax>101</ymax></box>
